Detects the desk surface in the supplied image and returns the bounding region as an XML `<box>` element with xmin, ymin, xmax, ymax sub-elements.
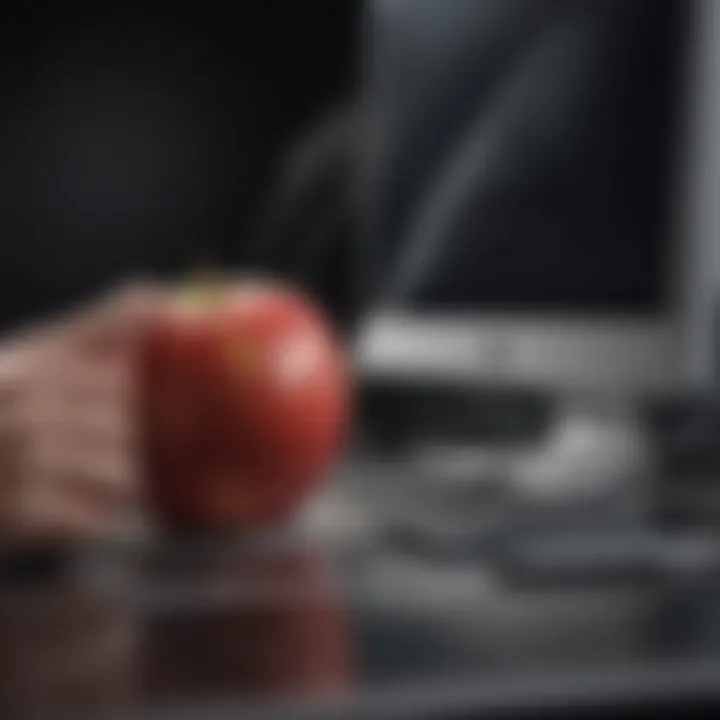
<box><xmin>2</xmin><ymin>469</ymin><xmax>720</xmax><ymax>720</ymax></box>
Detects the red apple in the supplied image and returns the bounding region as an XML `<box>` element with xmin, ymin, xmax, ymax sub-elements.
<box><xmin>139</xmin><ymin>278</ymin><xmax>350</xmax><ymax>530</ymax></box>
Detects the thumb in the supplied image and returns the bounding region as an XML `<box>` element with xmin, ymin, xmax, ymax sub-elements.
<box><xmin>55</xmin><ymin>282</ymin><xmax>165</xmax><ymax>357</ymax></box>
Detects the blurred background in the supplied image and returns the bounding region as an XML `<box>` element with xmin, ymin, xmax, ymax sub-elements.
<box><xmin>4</xmin><ymin>0</ymin><xmax>720</xmax><ymax>718</ymax></box>
<box><xmin>0</xmin><ymin>0</ymin><xmax>358</xmax><ymax>332</ymax></box>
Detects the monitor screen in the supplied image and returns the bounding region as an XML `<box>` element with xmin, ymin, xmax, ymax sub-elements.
<box><xmin>366</xmin><ymin>0</ymin><xmax>692</xmax><ymax>315</ymax></box>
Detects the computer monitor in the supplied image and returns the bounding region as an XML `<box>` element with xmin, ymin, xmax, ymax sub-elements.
<box><xmin>357</xmin><ymin>0</ymin><xmax>715</xmax><ymax>398</ymax></box>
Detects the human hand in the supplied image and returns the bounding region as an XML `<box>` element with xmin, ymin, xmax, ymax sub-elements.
<box><xmin>0</xmin><ymin>284</ymin><xmax>159</xmax><ymax>547</ymax></box>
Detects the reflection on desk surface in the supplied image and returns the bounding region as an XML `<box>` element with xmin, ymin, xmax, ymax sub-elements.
<box><xmin>1</xmin><ymin>540</ymin><xmax>720</xmax><ymax>718</ymax></box>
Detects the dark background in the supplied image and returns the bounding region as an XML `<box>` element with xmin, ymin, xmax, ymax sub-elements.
<box><xmin>0</xmin><ymin>0</ymin><xmax>358</xmax><ymax>331</ymax></box>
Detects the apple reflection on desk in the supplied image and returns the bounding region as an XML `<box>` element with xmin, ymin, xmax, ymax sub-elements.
<box><xmin>0</xmin><ymin>545</ymin><xmax>356</xmax><ymax>716</ymax></box>
<box><xmin>140</xmin><ymin>545</ymin><xmax>356</xmax><ymax>702</ymax></box>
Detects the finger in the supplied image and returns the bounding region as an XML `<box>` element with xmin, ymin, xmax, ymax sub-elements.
<box><xmin>29</xmin><ymin>438</ymin><xmax>137</xmax><ymax>505</ymax></box>
<box><xmin>13</xmin><ymin>484</ymin><xmax>120</xmax><ymax>543</ymax></box>
<box><xmin>48</xmin><ymin>282</ymin><xmax>165</xmax><ymax>357</ymax></box>
<box><xmin>0</xmin><ymin>283</ymin><xmax>162</xmax><ymax>392</ymax></box>
<box><xmin>27</xmin><ymin>406</ymin><xmax>132</xmax><ymax>459</ymax></box>
<box><xmin>30</xmin><ymin>358</ymin><xmax>132</xmax><ymax>409</ymax></box>
<box><xmin>0</xmin><ymin>344</ymin><xmax>44</xmax><ymax>423</ymax></box>
<box><xmin>22</xmin><ymin>374</ymin><xmax>133</xmax><ymax>446</ymax></box>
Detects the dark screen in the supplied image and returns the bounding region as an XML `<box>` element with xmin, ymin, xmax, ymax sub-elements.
<box><xmin>367</xmin><ymin>0</ymin><xmax>692</xmax><ymax>314</ymax></box>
